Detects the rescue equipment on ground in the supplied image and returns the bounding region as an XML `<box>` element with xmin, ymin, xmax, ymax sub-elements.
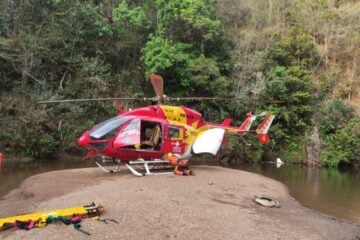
<box><xmin>0</xmin><ymin>202</ymin><xmax>104</xmax><ymax>231</ymax></box>
<box><xmin>93</xmin><ymin>216</ymin><xmax>119</xmax><ymax>224</ymax></box>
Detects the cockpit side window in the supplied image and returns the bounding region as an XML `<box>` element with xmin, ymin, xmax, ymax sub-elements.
<box><xmin>90</xmin><ymin>116</ymin><xmax>130</xmax><ymax>140</ymax></box>
<box><xmin>168</xmin><ymin>126</ymin><xmax>180</xmax><ymax>138</ymax></box>
<box><xmin>119</xmin><ymin>119</ymin><xmax>140</xmax><ymax>138</ymax></box>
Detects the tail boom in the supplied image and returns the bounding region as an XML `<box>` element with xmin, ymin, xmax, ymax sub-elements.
<box><xmin>203</xmin><ymin>112</ymin><xmax>275</xmax><ymax>144</ymax></box>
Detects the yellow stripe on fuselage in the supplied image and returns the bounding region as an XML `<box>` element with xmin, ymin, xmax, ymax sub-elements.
<box><xmin>160</xmin><ymin>106</ymin><xmax>187</xmax><ymax>124</ymax></box>
<box><xmin>160</xmin><ymin>106</ymin><xmax>200</xmax><ymax>153</ymax></box>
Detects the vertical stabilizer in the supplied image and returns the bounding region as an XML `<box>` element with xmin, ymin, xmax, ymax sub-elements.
<box><xmin>238</xmin><ymin>112</ymin><xmax>257</xmax><ymax>132</ymax></box>
<box><xmin>256</xmin><ymin>114</ymin><xmax>275</xmax><ymax>144</ymax></box>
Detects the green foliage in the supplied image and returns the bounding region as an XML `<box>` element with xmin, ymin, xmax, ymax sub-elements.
<box><xmin>2</xmin><ymin>0</ymin><xmax>358</xmax><ymax>169</ymax></box>
<box><xmin>155</xmin><ymin>0</ymin><xmax>221</xmax><ymax>42</ymax></box>
<box><xmin>257</xmin><ymin>27</ymin><xmax>318</xmax><ymax>158</ymax></box>
<box><xmin>0</xmin><ymin>0</ymin><xmax>148</xmax><ymax>158</ymax></box>
<box><xmin>112</xmin><ymin>1</ymin><xmax>151</xmax><ymax>28</ymax></box>
<box><xmin>218</xmin><ymin>135</ymin><xmax>264</xmax><ymax>163</ymax></box>
<box><xmin>0</xmin><ymin>95</ymin><xmax>58</xmax><ymax>158</ymax></box>
<box><xmin>321</xmin><ymin>118</ymin><xmax>360</xmax><ymax>168</ymax></box>
<box><xmin>317</xmin><ymin>74</ymin><xmax>335</xmax><ymax>100</ymax></box>
<box><xmin>319</xmin><ymin>98</ymin><xmax>353</xmax><ymax>136</ymax></box>
<box><xmin>139</xmin><ymin>0</ymin><xmax>232</xmax><ymax>104</ymax></box>
<box><xmin>277</xmin><ymin>138</ymin><xmax>308</xmax><ymax>163</ymax></box>
<box><xmin>0</xmin><ymin>1</ymin><xmax>228</xmax><ymax>162</ymax></box>
<box><xmin>67</xmin><ymin>57</ymin><xmax>111</xmax><ymax>95</ymax></box>
<box><xmin>263</xmin><ymin>66</ymin><xmax>312</xmax><ymax>134</ymax></box>
<box><xmin>35</xmin><ymin>133</ymin><xmax>58</xmax><ymax>158</ymax></box>
<box><xmin>188</xmin><ymin>54</ymin><xmax>228</xmax><ymax>96</ymax></box>
<box><xmin>318</xmin><ymin>98</ymin><xmax>358</xmax><ymax>168</ymax></box>
<box><xmin>0</xmin><ymin>11</ymin><xmax>7</xmax><ymax>36</ymax></box>
<box><xmin>266</xmin><ymin>27</ymin><xmax>320</xmax><ymax>68</ymax></box>
<box><xmin>179</xmin><ymin>0</ymin><xmax>221</xmax><ymax>41</ymax></box>
<box><xmin>141</xmin><ymin>35</ymin><xmax>191</xmax><ymax>77</ymax></box>
<box><xmin>141</xmin><ymin>0</ymin><xmax>232</xmax><ymax>99</ymax></box>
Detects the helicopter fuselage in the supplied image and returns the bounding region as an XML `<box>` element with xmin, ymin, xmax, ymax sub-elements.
<box><xmin>77</xmin><ymin>104</ymin><xmax>275</xmax><ymax>163</ymax></box>
<box><xmin>77</xmin><ymin>105</ymin><xmax>207</xmax><ymax>161</ymax></box>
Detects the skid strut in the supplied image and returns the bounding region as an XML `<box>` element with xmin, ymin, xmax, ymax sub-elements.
<box><xmin>94</xmin><ymin>157</ymin><xmax>123</xmax><ymax>173</ymax></box>
<box><xmin>126</xmin><ymin>159</ymin><xmax>173</xmax><ymax>177</ymax></box>
<box><xmin>95</xmin><ymin>161</ymin><xmax>122</xmax><ymax>173</ymax></box>
<box><xmin>95</xmin><ymin>158</ymin><xmax>173</xmax><ymax>176</ymax></box>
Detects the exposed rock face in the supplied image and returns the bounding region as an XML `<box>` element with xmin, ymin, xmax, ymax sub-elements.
<box><xmin>306</xmin><ymin>126</ymin><xmax>321</xmax><ymax>165</ymax></box>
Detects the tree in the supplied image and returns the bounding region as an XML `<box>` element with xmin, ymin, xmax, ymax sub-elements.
<box><xmin>263</xmin><ymin>66</ymin><xmax>312</xmax><ymax>134</ymax></box>
<box><xmin>321</xmin><ymin>118</ymin><xmax>360</xmax><ymax>168</ymax></box>
<box><xmin>266</xmin><ymin>27</ymin><xmax>320</xmax><ymax>68</ymax></box>
<box><xmin>141</xmin><ymin>35</ymin><xmax>190</xmax><ymax>79</ymax></box>
<box><xmin>140</xmin><ymin>0</ymin><xmax>233</xmax><ymax>101</ymax></box>
<box><xmin>319</xmin><ymin>98</ymin><xmax>353</xmax><ymax>136</ymax></box>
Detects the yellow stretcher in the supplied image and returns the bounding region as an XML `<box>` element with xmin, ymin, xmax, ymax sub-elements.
<box><xmin>0</xmin><ymin>202</ymin><xmax>103</xmax><ymax>230</ymax></box>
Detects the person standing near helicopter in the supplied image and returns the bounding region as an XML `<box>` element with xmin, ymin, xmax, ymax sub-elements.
<box><xmin>166</xmin><ymin>153</ymin><xmax>192</xmax><ymax>176</ymax></box>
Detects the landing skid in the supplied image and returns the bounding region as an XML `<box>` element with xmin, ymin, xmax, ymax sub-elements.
<box><xmin>95</xmin><ymin>158</ymin><xmax>174</xmax><ymax>177</ymax></box>
<box><xmin>95</xmin><ymin>161</ymin><xmax>122</xmax><ymax>173</ymax></box>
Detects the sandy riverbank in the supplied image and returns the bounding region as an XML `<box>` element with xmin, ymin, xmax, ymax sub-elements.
<box><xmin>0</xmin><ymin>166</ymin><xmax>359</xmax><ymax>240</ymax></box>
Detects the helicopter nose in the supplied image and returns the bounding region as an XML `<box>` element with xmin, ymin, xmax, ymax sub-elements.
<box><xmin>77</xmin><ymin>131</ymin><xmax>90</xmax><ymax>147</ymax></box>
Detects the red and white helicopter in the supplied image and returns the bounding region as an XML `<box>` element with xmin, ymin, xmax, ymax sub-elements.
<box><xmin>40</xmin><ymin>74</ymin><xmax>275</xmax><ymax>176</ymax></box>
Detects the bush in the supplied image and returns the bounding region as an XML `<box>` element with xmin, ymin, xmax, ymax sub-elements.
<box><xmin>266</xmin><ymin>27</ymin><xmax>320</xmax><ymax>68</ymax></box>
<box><xmin>321</xmin><ymin>118</ymin><xmax>360</xmax><ymax>168</ymax></box>
<box><xmin>319</xmin><ymin>98</ymin><xmax>353</xmax><ymax>136</ymax></box>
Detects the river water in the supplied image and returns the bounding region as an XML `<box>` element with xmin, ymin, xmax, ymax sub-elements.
<box><xmin>224</xmin><ymin>161</ymin><xmax>360</xmax><ymax>224</ymax></box>
<box><xmin>0</xmin><ymin>158</ymin><xmax>359</xmax><ymax>224</ymax></box>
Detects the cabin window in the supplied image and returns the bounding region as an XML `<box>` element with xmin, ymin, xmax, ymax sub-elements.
<box><xmin>89</xmin><ymin>116</ymin><xmax>130</xmax><ymax>140</ymax></box>
<box><xmin>168</xmin><ymin>126</ymin><xmax>180</xmax><ymax>138</ymax></box>
<box><xmin>119</xmin><ymin>119</ymin><xmax>140</xmax><ymax>138</ymax></box>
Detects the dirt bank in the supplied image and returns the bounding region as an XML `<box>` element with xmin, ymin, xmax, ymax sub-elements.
<box><xmin>0</xmin><ymin>166</ymin><xmax>359</xmax><ymax>240</ymax></box>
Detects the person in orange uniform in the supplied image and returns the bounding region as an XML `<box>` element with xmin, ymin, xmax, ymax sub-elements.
<box><xmin>166</xmin><ymin>153</ymin><xmax>192</xmax><ymax>176</ymax></box>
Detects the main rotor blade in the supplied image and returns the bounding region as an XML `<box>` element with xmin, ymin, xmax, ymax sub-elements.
<box><xmin>150</xmin><ymin>74</ymin><xmax>164</xmax><ymax>100</ymax></box>
<box><xmin>165</xmin><ymin>97</ymin><xmax>284</xmax><ymax>104</ymax></box>
<box><xmin>38</xmin><ymin>97</ymin><xmax>149</xmax><ymax>104</ymax></box>
<box><xmin>38</xmin><ymin>97</ymin><xmax>285</xmax><ymax>104</ymax></box>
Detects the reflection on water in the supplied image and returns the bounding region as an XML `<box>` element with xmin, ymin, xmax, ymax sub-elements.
<box><xmin>0</xmin><ymin>159</ymin><xmax>94</xmax><ymax>199</ymax></box>
<box><xmin>0</xmin><ymin>158</ymin><xmax>359</xmax><ymax>224</ymax></box>
<box><xmin>225</xmin><ymin>161</ymin><xmax>360</xmax><ymax>224</ymax></box>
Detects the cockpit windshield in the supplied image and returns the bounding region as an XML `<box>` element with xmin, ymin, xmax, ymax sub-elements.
<box><xmin>89</xmin><ymin>116</ymin><xmax>131</xmax><ymax>140</ymax></box>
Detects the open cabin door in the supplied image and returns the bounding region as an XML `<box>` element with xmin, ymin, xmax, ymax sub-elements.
<box><xmin>113</xmin><ymin>119</ymin><xmax>141</xmax><ymax>148</ymax></box>
<box><xmin>139</xmin><ymin>120</ymin><xmax>162</xmax><ymax>151</ymax></box>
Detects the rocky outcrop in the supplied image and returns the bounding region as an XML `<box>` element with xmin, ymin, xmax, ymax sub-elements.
<box><xmin>306</xmin><ymin>126</ymin><xmax>321</xmax><ymax>165</ymax></box>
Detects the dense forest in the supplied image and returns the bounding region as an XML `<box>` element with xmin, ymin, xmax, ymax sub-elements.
<box><xmin>0</xmin><ymin>0</ymin><xmax>359</xmax><ymax>168</ymax></box>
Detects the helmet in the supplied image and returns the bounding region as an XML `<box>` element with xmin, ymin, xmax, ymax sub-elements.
<box><xmin>180</xmin><ymin>159</ymin><xmax>188</xmax><ymax>167</ymax></box>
